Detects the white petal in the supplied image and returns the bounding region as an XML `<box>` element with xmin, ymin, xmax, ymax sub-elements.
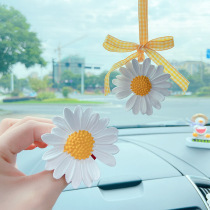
<box><xmin>93</xmin><ymin>127</ymin><xmax>118</xmax><ymax>139</ymax></box>
<box><xmin>53</xmin><ymin>155</ymin><xmax>72</xmax><ymax>179</ymax></box>
<box><xmin>112</xmin><ymin>79</ymin><xmax>130</xmax><ymax>88</ymax></box>
<box><xmin>80</xmin><ymin>108</ymin><xmax>92</xmax><ymax>130</ymax></box>
<box><xmin>154</xmin><ymin>87</ymin><xmax>171</xmax><ymax>96</ymax></box>
<box><xmin>141</xmin><ymin>96</ymin><xmax>147</xmax><ymax>114</ymax></box>
<box><xmin>145</xmin><ymin>95</ymin><xmax>153</xmax><ymax>115</ymax></box>
<box><xmin>88</xmin><ymin>114</ymin><xmax>101</xmax><ymax>133</ymax></box>
<box><xmin>125</xmin><ymin>61</ymin><xmax>137</xmax><ymax>77</ymax></box>
<box><xmin>151</xmin><ymin>73</ymin><xmax>171</xmax><ymax>83</ymax></box>
<box><xmin>116</xmin><ymin>75</ymin><xmax>131</xmax><ymax>82</ymax></box>
<box><xmin>74</xmin><ymin>106</ymin><xmax>82</xmax><ymax>130</ymax></box>
<box><xmin>91</xmin><ymin>119</ymin><xmax>111</xmax><ymax>137</ymax></box>
<box><xmin>87</xmin><ymin>157</ymin><xmax>100</xmax><ymax>181</ymax></box>
<box><xmin>152</xmin><ymin>81</ymin><xmax>172</xmax><ymax>89</ymax></box>
<box><xmin>112</xmin><ymin>86</ymin><xmax>130</xmax><ymax>94</ymax></box>
<box><xmin>126</xmin><ymin>95</ymin><xmax>137</xmax><ymax>111</ymax></box>
<box><xmin>63</xmin><ymin>108</ymin><xmax>77</xmax><ymax>131</ymax></box>
<box><xmin>52</xmin><ymin>127</ymin><xmax>69</xmax><ymax>139</ymax></box>
<box><xmin>71</xmin><ymin>160</ymin><xmax>82</xmax><ymax>189</ymax></box>
<box><xmin>65</xmin><ymin>158</ymin><xmax>76</xmax><ymax>183</ymax></box>
<box><xmin>94</xmin><ymin>135</ymin><xmax>117</xmax><ymax>144</ymax></box>
<box><xmin>142</xmin><ymin>58</ymin><xmax>151</xmax><ymax>76</ymax></box>
<box><xmin>148</xmin><ymin>94</ymin><xmax>161</xmax><ymax>110</ymax></box>
<box><xmin>146</xmin><ymin>65</ymin><xmax>156</xmax><ymax>78</ymax></box>
<box><xmin>132</xmin><ymin>59</ymin><xmax>141</xmax><ymax>76</ymax></box>
<box><xmin>86</xmin><ymin>113</ymin><xmax>100</xmax><ymax>131</ymax></box>
<box><xmin>152</xmin><ymin>65</ymin><xmax>164</xmax><ymax>79</ymax></box>
<box><xmin>53</xmin><ymin>116</ymin><xmax>71</xmax><ymax>133</ymax></box>
<box><xmin>150</xmin><ymin>89</ymin><xmax>165</xmax><ymax>102</ymax></box>
<box><xmin>42</xmin><ymin>133</ymin><xmax>67</xmax><ymax>145</ymax></box>
<box><xmin>132</xmin><ymin>96</ymin><xmax>141</xmax><ymax>115</ymax></box>
<box><xmin>116</xmin><ymin>89</ymin><xmax>132</xmax><ymax>99</ymax></box>
<box><xmin>81</xmin><ymin>160</ymin><xmax>92</xmax><ymax>187</ymax></box>
<box><xmin>206</xmin><ymin>193</ymin><xmax>210</xmax><ymax>200</ymax></box>
<box><xmin>119</xmin><ymin>67</ymin><xmax>133</xmax><ymax>79</ymax></box>
<box><xmin>94</xmin><ymin>144</ymin><xmax>119</xmax><ymax>155</ymax></box>
<box><xmin>42</xmin><ymin>146</ymin><xmax>64</xmax><ymax>160</ymax></box>
<box><xmin>45</xmin><ymin>153</ymin><xmax>68</xmax><ymax>171</ymax></box>
<box><xmin>93</xmin><ymin>150</ymin><xmax>116</xmax><ymax>167</ymax></box>
<box><xmin>91</xmin><ymin>118</ymin><xmax>110</xmax><ymax>136</ymax></box>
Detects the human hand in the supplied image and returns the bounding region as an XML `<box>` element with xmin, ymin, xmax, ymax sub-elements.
<box><xmin>0</xmin><ymin>117</ymin><xmax>68</xmax><ymax>210</ymax></box>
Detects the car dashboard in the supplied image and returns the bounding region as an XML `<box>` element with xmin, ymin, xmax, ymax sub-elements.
<box><xmin>17</xmin><ymin>126</ymin><xmax>210</xmax><ymax>210</ymax></box>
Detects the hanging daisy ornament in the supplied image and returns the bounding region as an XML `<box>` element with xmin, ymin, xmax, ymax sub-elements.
<box><xmin>112</xmin><ymin>58</ymin><xmax>172</xmax><ymax>115</ymax></box>
<box><xmin>41</xmin><ymin>106</ymin><xmax>119</xmax><ymax>189</ymax></box>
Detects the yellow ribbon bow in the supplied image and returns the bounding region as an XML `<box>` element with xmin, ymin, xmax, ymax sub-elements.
<box><xmin>103</xmin><ymin>0</ymin><xmax>189</xmax><ymax>96</ymax></box>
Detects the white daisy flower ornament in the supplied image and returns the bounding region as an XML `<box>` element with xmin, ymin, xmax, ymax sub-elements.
<box><xmin>206</xmin><ymin>193</ymin><xmax>210</xmax><ymax>207</ymax></box>
<box><xmin>112</xmin><ymin>58</ymin><xmax>172</xmax><ymax>115</ymax></box>
<box><xmin>41</xmin><ymin>106</ymin><xmax>119</xmax><ymax>189</ymax></box>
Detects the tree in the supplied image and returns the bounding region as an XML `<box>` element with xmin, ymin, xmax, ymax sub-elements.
<box><xmin>60</xmin><ymin>70</ymin><xmax>81</xmax><ymax>90</ymax></box>
<box><xmin>28</xmin><ymin>76</ymin><xmax>50</xmax><ymax>92</ymax></box>
<box><xmin>0</xmin><ymin>5</ymin><xmax>46</xmax><ymax>73</ymax></box>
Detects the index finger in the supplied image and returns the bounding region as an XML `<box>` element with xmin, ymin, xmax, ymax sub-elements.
<box><xmin>0</xmin><ymin>120</ymin><xmax>54</xmax><ymax>164</ymax></box>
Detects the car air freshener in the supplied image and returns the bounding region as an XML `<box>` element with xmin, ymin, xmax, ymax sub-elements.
<box><xmin>41</xmin><ymin>106</ymin><xmax>119</xmax><ymax>189</ymax></box>
<box><xmin>186</xmin><ymin>113</ymin><xmax>210</xmax><ymax>149</ymax></box>
<box><xmin>103</xmin><ymin>0</ymin><xmax>189</xmax><ymax>115</ymax></box>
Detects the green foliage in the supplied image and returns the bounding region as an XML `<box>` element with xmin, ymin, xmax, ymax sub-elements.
<box><xmin>29</xmin><ymin>76</ymin><xmax>50</xmax><ymax>92</ymax></box>
<box><xmin>196</xmin><ymin>86</ymin><xmax>210</xmax><ymax>96</ymax></box>
<box><xmin>60</xmin><ymin>70</ymin><xmax>80</xmax><ymax>91</ymax></box>
<box><xmin>11</xmin><ymin>90</ymin><xmax>20</xmax><ymax>96</ymax></box>
<box><xmin>62</xmin><ymin>86</ymin><xmax>73</xmax><ymax>98</ymax></box>
<box><xmin>0</xmin><ymin>5</ymin><xmax>46</xmax><ymax>73</ymax></box>
<box><xmin>60</xmin><ymin>70</ymin><xmax>120</xmax><ymax>93</ymax></box>
<box><xmin>36</xmin><ymin>91</ymin><xmax>55</xmax><ymax>101</ymax></box>
<box><xmin>187</xmin><ymin>74</ymin><xmax>205</xmax><ymax>93</ymax></box>
<box><xmin>94</xmin><ymin>89</ymin><xmax>102</xmax><ymax>94</ymax></box>
<box><xmin>0</xmin><ymin>73</ymin><xmax>29</xmax><ymax>91</ymax></box>
<box><xmin>0</xmin><ymin>74</ymin><xmax>10</xmax><ymax>89</ymax></box>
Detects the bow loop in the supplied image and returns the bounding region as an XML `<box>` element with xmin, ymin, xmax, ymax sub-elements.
<box><xmin>145</xmin><ymin>36</ymin><xmax>174</xmax><ymax>51</ymax></box>
<box><xmin>103</xmin><ymin>35</ymin><xmax>138</xmax><ymax>53</ymax></box>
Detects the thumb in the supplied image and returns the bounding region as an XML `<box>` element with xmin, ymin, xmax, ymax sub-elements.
<box><xmin>28</xmin><ymin>170</ymin><xmax>68</xmax><ymax>208</ymax></box>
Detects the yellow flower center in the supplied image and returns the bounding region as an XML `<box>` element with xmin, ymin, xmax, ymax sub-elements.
<box><xmin>63</xmin><ymin>130</ymin><xmax>95</xmax><ymax>160</ymax></box>
<box><xmin>130</xmin><ymin>75</ymin><xmax>152</xmax><ymax>96</ymax></box>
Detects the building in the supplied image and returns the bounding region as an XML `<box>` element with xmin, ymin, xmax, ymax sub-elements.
<box><xmin>170</xmin><ymin>61</ymin><xmax>210</xmax><ymax>75</ymax></box>
<box><xmin>54</xmin><ymin>55</ymin><xmax>85</xmax><ymax>83</ymax></box>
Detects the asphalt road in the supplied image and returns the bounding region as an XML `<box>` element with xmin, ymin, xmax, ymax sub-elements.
<box><xmin>0</xmin><ymin>95</ymin><xmax>209</xmax><ymax>126</ymax></box>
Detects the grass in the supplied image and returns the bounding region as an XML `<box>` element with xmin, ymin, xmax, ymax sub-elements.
<box><xmin>1</xmin><ymin>98</ymin><xmax>105</xmax><ymax>105</ymax></box>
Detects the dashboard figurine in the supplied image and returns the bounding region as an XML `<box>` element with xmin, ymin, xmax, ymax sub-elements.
<box><xmin>186</xmin><ymin>113</ymin><xmax>210</xmax><ymax>149</ymax></box>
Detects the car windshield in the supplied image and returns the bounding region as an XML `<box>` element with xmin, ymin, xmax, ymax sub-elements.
<box><xmin>0</xmin><ymin>0</ymin><xmax>210</xmax><ymax>127</ymax></box>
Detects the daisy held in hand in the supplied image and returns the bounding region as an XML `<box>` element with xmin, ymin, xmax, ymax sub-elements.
<box><xmin>112</xmin><ymin>58</ymin><xmax>172</xmax><ymax>115</ymax></box>
<box><xmin>41</xmin><ymin>106</ymin><xmax>119</xmax><ymax>189</ymax></box>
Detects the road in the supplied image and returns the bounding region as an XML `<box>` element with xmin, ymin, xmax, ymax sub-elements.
<box><xmin>0</xmin><ymin>95</ymin><xmax>209</xmax><ymax>126</ymax></box>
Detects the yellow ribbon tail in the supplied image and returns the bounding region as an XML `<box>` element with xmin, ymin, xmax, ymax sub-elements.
<box><xmin>103</xmin><ymin>35</ymin><xmax>138</xmax><ymax>53</ymax></box>
<box><xmin>144</xmin><ymin>48</ymin><xmax>189</xmax><ymax>92</ymax></box>
<box><xmin>104</xmin><ymin>52</ymin><xmax>138</xmax><ymax>95</ymax></box>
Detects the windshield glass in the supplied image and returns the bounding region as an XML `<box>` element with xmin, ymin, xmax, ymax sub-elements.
<box><xmin>0</xmin><ymin>0</ymin><xmax>210</xmax><ymax>127</ymax></box>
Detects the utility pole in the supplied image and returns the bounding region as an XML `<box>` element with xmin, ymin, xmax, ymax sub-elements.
<box><xmin>81</xmin><ymin>65</ymin><xmax>84</xmax><ymax>94</ymax></box>
<box><xmin>52</xmin><ymin>58</ymin><xmax>55</xmax><ymax>88</ymax></box>
<box><xmin>10</xmin><ymin>72</ymin><xmax>14</xmax><ymax>93</ymax></box>
<box><xmin>200</xmin><ymin>52</ymin><xmax>203</xmax><ymax>81</ymax></box>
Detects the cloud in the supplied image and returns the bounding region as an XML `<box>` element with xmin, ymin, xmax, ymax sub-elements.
<box><xmin>3</xmin><ymin>0</ymin><xmax>210</xmax><ymax>78</ymax></box>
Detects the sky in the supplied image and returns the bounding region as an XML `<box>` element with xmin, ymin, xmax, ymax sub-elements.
<box><xmin>1</xmin><ymin>0</ymin><xmax>210</xmax><ymax>78</ymax></box>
